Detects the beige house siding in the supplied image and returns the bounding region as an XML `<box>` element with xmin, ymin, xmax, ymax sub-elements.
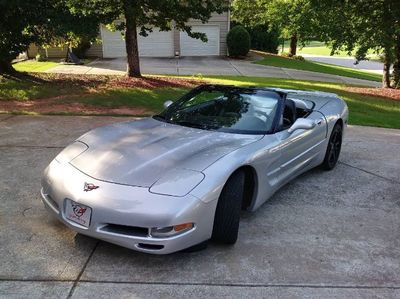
<box><xmin>27</xmin><ymin>10</ymin><xmax>230</xmax><ymax>58</ymax></box>
<box><xmin>86</xmin><ymin>43</ymin><xmax>103</xmax><ymax>58</ymax></box>
<box><xmin>27</xmin><ymin>44</ymin><xmax>67</xmax><ymax>59</ymax></box>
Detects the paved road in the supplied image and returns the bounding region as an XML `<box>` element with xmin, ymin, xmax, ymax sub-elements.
<box><xmin>302</xmin><ymin>54</ymin><xmax>386</xmax><ymax>75</ymax></box>
<box><xmin>47</xmin><ymin>57</ymin><xmax>381</xmax><ymax>88</ymax></box>
<box><xmin>1</xmin><ymin>115</ymin><xmax>399</xmax><ymax>298</ymax></box>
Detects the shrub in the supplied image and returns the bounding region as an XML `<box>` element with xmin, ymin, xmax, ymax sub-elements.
<box><xmin>292</xmin><ymin>55</ymin><xmax>305</xmax><ymax>61</ymax></box>
<box><xmin>281</xmin><ymin>52</ymin><xmax>293</xmax><ymax>58</ymax></box>
<box><xmin>281</xmin><ymin>52</ymin><xmax>305</xmax><ymax>61</ymax></box>
<box><xmin>230</xmin><ymin>22</ymin><xmax>280</xmax><ymax>54</ymax></box>
<box><xmin>227</xmin><ymin>25</ymin><xmax>251</xmax><ymax>57</ymax></box>
<box><xmin>247</xmin><ymin>25</ymin><xmax>280</xmax><ymax>54</ymax></box>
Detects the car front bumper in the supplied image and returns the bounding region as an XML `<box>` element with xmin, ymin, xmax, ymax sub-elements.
<box><xmin>40</xmin><ymin>160</ymin><xmax>217</xmax><ymax>254</ymax></box>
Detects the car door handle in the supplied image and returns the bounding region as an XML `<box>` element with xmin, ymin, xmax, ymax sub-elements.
<box><xmin>315</xmin><ymin>118</ymin><xmax>324</xmax><ymax>126</ymax></box>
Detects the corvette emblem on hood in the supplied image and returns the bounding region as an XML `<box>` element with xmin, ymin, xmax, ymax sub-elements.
<box><xmin>84</xmin><ymin>182</ymin><xmax>99</xmax><ymax>192</ymax></box>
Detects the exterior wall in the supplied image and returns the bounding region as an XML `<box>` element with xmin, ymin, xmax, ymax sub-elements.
<box><xmin>26</xmin><ymin>10</ymin><xmax>230</xmax><ymax>58</ymax></box>
<box><xmin>86</xmin><ymin>43</ymin><xmax>103</xmax><ymax>58</ymax></box>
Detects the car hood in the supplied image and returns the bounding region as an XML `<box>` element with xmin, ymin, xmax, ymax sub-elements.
<box><xmin>70</xmin><ymin>118</ymin><xmax>262</xmax><ymax>187</ymax></box>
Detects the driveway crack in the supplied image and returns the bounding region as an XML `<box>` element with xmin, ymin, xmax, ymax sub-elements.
<box><xmin>66</xmin><ymin>241</ymin><xmax>99</xmax><ymax>299</ymax></box>
<box><xmin>227</xmin><ymin>59</ymin><xmax>243</xmax><ymax>76</ymax></box>
<box><xmin>339</xmin><ymin>161</ymin><xmax>399</xmax><ymax>184</ymax></box>
<box><xmin>0</xmin><ymin>115</ymin><xmax>16</xmax><ymax>123</ymax></box>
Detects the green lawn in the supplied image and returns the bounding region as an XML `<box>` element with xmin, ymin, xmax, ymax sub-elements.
<box><xmin>12</xmin><ymin>59</ymin><xmax>93</xmax><ymax>73</ymax></box>
<box><xmin>281</xmin><ymin>40</ymin><xmax>380</xmax><ymax>59</ymax></box>
<box><xmin>256</xmin><ymin>54</ymin><xmax>382</xmax><ymax>82</ymax></box>
<box><xmin>12</xmin><ymin>61</ymin><xmax>59</xmax><ymax>72</ymax></box>
<box><xmin>281</xmin><ymin>40</ymin><xmax>350</xmax><ymax>57</ymax></box>
<box><xmin>1</xmin><ymin>74</ymin><xmax>399</xmax><ymax>129</ymax></box>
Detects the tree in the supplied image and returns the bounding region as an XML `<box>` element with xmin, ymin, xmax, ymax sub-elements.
<box><xmin>0</xmin><ymin>0</ymin><xmax>106</xmax><ymax>74</ymax></box>
<box><xmin>232</xmin><ymin>0</ymin><xmax>317</xmax><ymax>56</ymax></box>
<box><xmin>310</xmin><ymin>0</ymin><xmax>400</xmax><ymax>88</ymax></box>
<box><xmin>0</xmin><ymin>1</ymin><xmax>44</xmax><ymax>73</ymax></box>
<box><xmin>70</xmin><ymin>0</ymin><xmax>228</xmax><ymax>77</ymax></box>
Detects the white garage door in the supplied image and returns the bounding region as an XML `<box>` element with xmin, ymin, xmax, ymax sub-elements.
<box><xmin>101</xmin><ymin>26</ymin><xmax>174</xmax><ymax>58</ymax></box>
<box><xmin>180</xmin><ymin>25</ymin><xmax>220</xmax><ymax>56</ymax></box>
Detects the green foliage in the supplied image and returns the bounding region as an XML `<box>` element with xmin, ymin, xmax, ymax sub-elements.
<box><xmin>247</xmin><ymin>24</ymin><xmax>280</xmax><ymax>54</ymax></box>
<box><xmin>227</xmin><ymin>25</ymin><xmax>251</xmax><ymax>57</ymax></box>
<box><xmin>231</xmin><ymin>0</ymin><xmax>317</xmax><ymax>44</ymax></box>
<box><xmin>72</xmin><ymin>40</ymin><xmax>91</xmax><ymax>59</ymax></box>
<box><xmin>0</xmin><ymin>0</ymin><xmax>106</xmax><ymax>72</ymax></box>
<box><xmin>310</xmin><ymin>0</ymin><xmax>400</xmax><ymax>87</ymax></box>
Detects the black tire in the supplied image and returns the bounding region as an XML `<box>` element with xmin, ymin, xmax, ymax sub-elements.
<box><xmin>212</xmin><ymin>170</ymin><xmax>245</xmax><ymax>244</ymax></box>
<box><xmin>321</xmin><ymin>123</ymin><xmax>343</xmax><ymax>170</ymax></box>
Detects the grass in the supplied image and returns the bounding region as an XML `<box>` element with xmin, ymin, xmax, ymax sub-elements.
<box><xmin>256</xmin><ymin>54</ymin><xmax>382</xmax><ymax>82</ymax></box>
<box><xmin>12</xmin><ymin>61</ymin><xmax>59</xmax><ymax>72</ymax></box>
<box><xmin>281</xmin><ymin>40</ymin><xmax>380</xmax><ymax>59</ymax></box>
<box><xmin>12</xmin><ymin>58</ymin><xmax>94</xmax><ymax>73</ymax></box>
<box><xmin>281</xmin><ymin>40</ymin><xmax>350</xmax><ymax>57</ymax></box>
<box><xmin>81</xmin><ymin>87</ymin><xmax>187</xmax><ymax>111</ymax></box>
<box><xmin>0</xmin><ymin>74</ymin><xmax>399</xmax><ymax>129</ymax></box>
<box><xmin>202</xmin><ymin>76</ymin><xmax>399</xmax><ymax>129</ymax></box>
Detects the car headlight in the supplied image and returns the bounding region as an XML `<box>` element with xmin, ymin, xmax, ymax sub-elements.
<box><xmin>151</xmin><ymin>223</ymin><xmax>194</xmax><ymax>238</ymax></box>
<box><xmin>149</xmin><ymin>169</ymin><xmax>205</xmax><ymax>197</ymax></box>
<box><xmin>55</xmin><ymin>141</ymin><xmax>88</xmax><ymax>164</ymax></box>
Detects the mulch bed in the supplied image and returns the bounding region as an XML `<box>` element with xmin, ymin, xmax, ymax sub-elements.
<box><xmin>5</xmin><ymin>73</ymin><xmax>202</xmax><ymax>89</ymax></box>
<box><xmin>0</xmin><ymin>97</ymin><xmax>151</xmax><ymax>116</ymax></box>
<box><xmin>344</xmin><ymin>87</ymin><xmax>400</xmax><ymax>102</ymax></box>
<box><xmin>0</xmin><ymin>73</ymin><xmax>204</xmax><ymax>115</ymax></box>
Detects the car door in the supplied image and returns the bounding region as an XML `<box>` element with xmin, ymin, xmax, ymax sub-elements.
<box><xmin>272</xmin><ymin>99</ymin><xmax>327</xmax><ymax>186</ymax></box>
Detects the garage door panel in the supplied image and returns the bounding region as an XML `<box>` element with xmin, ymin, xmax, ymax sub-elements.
<box><xmin>137</xmin><ymin>30</ymin><xmax>174</xmax><ymax>57</ymax></box>
<box><xmin>180</xmin><ymin>26</ymin><xmax>220</xmax><ymax>56</ymax></box>
<box><xmin>101</xmin><ymin>26</ymin><xmax>174</xmax><ymax>58</ymax></box>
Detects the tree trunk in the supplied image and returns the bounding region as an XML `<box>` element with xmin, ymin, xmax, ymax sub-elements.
<box><xmin>392</xmin><ymin>35</ymin><xmax>400</xmax><ymax>89</ymax></box>
<box><xmin>0</xmin><ymin>59</ymin><xmax>15</xmax><ymax>74</ymax></box>
<box><xmin>123</xmin><ymin>0</ymin><xmax>141</xmax><ymax>77</ymax></box>
<box><xmin>289</xmin><ymin>33</ymin><xmax>297</xmax><ymax>56</ymax></box>
<box><xmin>382</xmin><ymin>52</ymin><xmax>392</xmax><ymax>88</ymax></box>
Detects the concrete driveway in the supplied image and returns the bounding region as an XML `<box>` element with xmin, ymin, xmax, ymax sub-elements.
<box><xmin>47</xmin><ymin>57</ymin><xmax>381</xmax><ymax>87</ymax></box>
<box><xmin>1</xmin><ymin>115</ymin><xmax>399</xmax><ymax>298</ymax></box>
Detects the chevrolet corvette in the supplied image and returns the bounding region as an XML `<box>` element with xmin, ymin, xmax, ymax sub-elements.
<box><xmin>41</xmin><ymin>84</ymin><xmax>348</xmax><ymax>254</ymax></box>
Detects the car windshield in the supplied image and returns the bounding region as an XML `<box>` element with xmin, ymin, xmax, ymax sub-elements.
<box><xmin>156</xmin><ymin>86</ymin><xmax>281</xmax><ymax>134</ymax></box>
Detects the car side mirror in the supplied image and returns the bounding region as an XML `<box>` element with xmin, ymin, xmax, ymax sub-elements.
<box><xmin>287</xmin><ymin>118</ymin><xmax>316</xmax><ymax>134</ymax></box>
<box><xmin>163</xmin><ymin>100</ymin><xmax>173</xmax><ymax>109</ymax></box>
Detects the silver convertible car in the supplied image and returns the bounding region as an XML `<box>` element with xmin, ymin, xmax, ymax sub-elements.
<box><xmin>41</xmin><ymin>84</ymin><xmax>348</xmax><ymax>254</ymax></box>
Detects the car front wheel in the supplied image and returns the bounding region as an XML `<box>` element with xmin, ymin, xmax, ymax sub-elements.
<box><xmin>212</xmin><ymin>170</ymin><xmax>244</xmax><ymax>244</ymax></box>
<box><xmin>322</xmin><ymin>122</ymin><xmax>343</xmax><ymax>170</ymax></box>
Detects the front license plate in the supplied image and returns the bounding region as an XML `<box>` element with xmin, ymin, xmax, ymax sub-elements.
<box><xmin>65</xmin><ymin>199</ymin><xmax>92</xmax><ymax>228</ymax></box>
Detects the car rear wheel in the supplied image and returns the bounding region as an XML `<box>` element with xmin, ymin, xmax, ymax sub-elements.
<box><xmin>321</xmin><ymin>123</ymin><xmax>343</xmax><ymax>170</ymax></box>
<box><xmin>212</xmin><ymin>170</ymin><xmax>244</xmax><ymax>244</ymax></box>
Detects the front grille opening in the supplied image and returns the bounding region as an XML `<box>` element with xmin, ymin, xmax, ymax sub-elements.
<box><xmin>100</xmin><ymin>224</ymin><xmax>148</xmax><ymax>237</ymax></box>
<box><xmin>138</xmin><ymin>243</ymin><xmax>164</xmax><ymax>250</ymax></box>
